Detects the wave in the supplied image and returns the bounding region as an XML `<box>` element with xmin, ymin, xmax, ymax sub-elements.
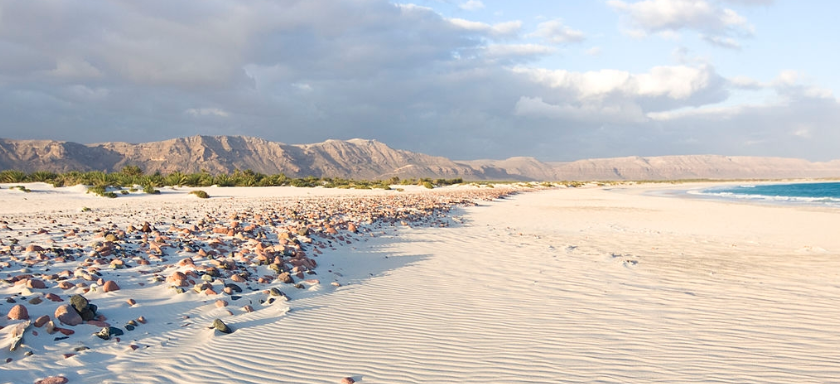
<box><xmin>688</xmin><ymin>189</ymin><xmax>840</xmax><ymax>206</ymax></box>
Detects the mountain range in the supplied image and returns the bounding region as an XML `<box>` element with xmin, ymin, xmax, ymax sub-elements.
<box><xmin>1</xmin><ymin>135</ymin><xmax>839</xmax><ymax>181</ymax></box>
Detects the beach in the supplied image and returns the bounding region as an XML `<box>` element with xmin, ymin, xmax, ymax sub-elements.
<box><xmin>2</xmin><ymin>182</ymin><xmax>840</xmax><ymax>383</ymax></box>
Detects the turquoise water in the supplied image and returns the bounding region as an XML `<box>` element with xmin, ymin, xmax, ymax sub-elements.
<box><xmin>691</xmin><ymin>182</ymin><xmax>840</xmax><ymax>207</ymax></box>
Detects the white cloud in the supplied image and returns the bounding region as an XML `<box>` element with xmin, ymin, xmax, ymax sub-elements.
<box><xmin>514</xmin><ymin>96</ymin><xmax>646</xmax><ymax>123</ymax></box>
<box><xmin>702</xmin><ymin>35</ymin><xmax>741</xmax><ymax>49</ymax></box>
<box><xmin>608</xmin><ymin>0</ymin><xmax>753</xmax><ymax>47</ymax></box>
<box><xmin>729</xmin><ymin>75</ymin><xmax>764</xmax><ymax>89</ymax></box>
<box><xmin>448</xmin><ymin>18</ymin><xmax>522</xmax><ymax>37</ymax></box>
<box><xmin>484</xmin><ymin>44</ymin><xmax>555</xmax><ymax>58</ymax></box>
<box><xmin>723</xmin><ymin>0</ymin><xmax>774</xmax><ymax>5</ymax></box>
<box><xmin>185</xmin><ymin>108</ymin><xmax>230</xmax><ymax>118</ymax></box>
<box><xmin>646</xmin><ymin>104</ymin><xmax>750</xmax><ymax>120</ymax></box>
<box><xmin>512</xmin><ymin>65</ymin><xmax>715</xmax><ymax>100</ymax></box>
<box><xmin>585</xmin><ymin>46</ymin><xmax>602</xmax><ymax>56</ymax></box>
<box><xmin>459</xmin><ymin>0</ymin><xmax>485</xmax><ymax>11</ymax></box>
<box><xmin>527</xmin><ymin>20</ymin><xmax>585</xmax><ymax>44</ymax></box>
<box><xmin>292</xmin><ymin>82</ymin><xmax>313</xmax><ymax>92</ymax></box>
<box><xmin>48</xmin><ymin>58</ymin><xmax>103</xmax><ymax>79</ymax></box>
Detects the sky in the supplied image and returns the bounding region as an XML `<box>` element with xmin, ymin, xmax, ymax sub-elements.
<box><xmin>1</xmin><ymin>0</ymin><xmax>838</xmax><ymax>161</ymax></box>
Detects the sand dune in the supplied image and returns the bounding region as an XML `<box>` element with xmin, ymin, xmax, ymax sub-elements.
<box><xmin>3</xmin><ymin>183</ymin><xmax>840</xmax><ymax>383</ymax></box>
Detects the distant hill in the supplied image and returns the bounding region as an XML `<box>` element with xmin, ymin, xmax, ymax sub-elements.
<box><xmin>1</xmin><ymin>135</ymin><xmax>839</xmax><ymax>181</ymax></box>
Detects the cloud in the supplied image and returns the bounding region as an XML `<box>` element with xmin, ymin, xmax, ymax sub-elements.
<box><xmin>702</xmin><ymin>34</ymin><xmax>741</xmax><ymax>49</ymax></box>
<box><xmin>0</xmin><ymin>0</ymin><xmax>836</xmax><ymax>162</ymax></box>
<box><xmin>723</xmin><ymin>0</ymin><xmax>774</xmax><ymax>5</ymax></box>
<box><xmin>484</xmin><ymin>44</ymin><xmax>556</xmax><ymax>59</ymax></box>
<box><xmin>184</xmin><ymin>108</ymin><xmax>230</xmax><ymax>118</ymax></box>
<box><xmin>514</xmin><ymin>96</ymin><xmax>646</xmax><ymax>123</ymax></box>
<box><xmin>459</xmin><ymin>0</ymin><xmax>485</xmax><ymax>11</ymax></box>
<box><xmin>609</xmin><ymin>0</ymin><xmax>754</xmax><ymax>48</ymax></box>
<box><xmin>448</xmin><ymin>18</ymin><xmax>522</xmax><ymax>37</ymax></box>
<box><xmin>511</xmin><ymin>65</ymin><xmax>722</xmax><ymax>101</ymax></box>
<box><xmin>527</xmin><ymin>20</ymin><xmax>585</xmax><ymax>44</ymax></box>
<box><xmin>585</xmin><ymin>46</ymin><xmax>602</xmax><ymax>56</ymax></box>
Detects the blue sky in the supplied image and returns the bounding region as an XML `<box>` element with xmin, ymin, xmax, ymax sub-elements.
<box><xmin>0</xmin><ymin>0</ymin><xmax>837</xmax><ymax>161</ymax></box>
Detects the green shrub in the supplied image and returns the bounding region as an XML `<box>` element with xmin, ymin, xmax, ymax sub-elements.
<box><xmin>422</xmin><ymin>181</ymin><xmax>434</xmax><ymax>189</ymax></box>
<box><xmin>103</xmin><ymin>191</ymin><xmax>118</xmax><ymax>198</ymax></box>
<box><xmin>189</xmin><ymin>190</ymin><xmax>210</xmax><ymax>199</ymax></box>
<box><xmin>12</xmin><ymin>185</ymin><xmax>32</xmax><ymax>193</ymax></box>
<box><xmin>143</xmin><ymin>184</ymin><xmax>160</xmax><ymax>194</ymax></box>
<box><xmin>120</xmin><ymin>190</ymin><xmax>129</xmax><ymax>195</ymax></box>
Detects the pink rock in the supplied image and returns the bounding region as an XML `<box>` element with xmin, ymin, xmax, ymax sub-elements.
<box><xmin>27</xmin><ymin>279</ymin><xmax>47</xmax><ymax>289</ymax></box>
<box><xmin>34</xmin><ymin>315</ymin><xmax>51</xmax><ymax>327</ymax></box>
<box><xmin>102</xmin><ymin>280</ymin><xmax>120</xmax><ymax>292</ymax></box>
<box><xmin>136</xmin><ymin>316</ymin><xmax>147</xmax><ymax>324</ymax></box>
<box><xmin>25</xmin><ymin>244</ymin><xmax>45</xmax><ymax>253</ymax></box>
<box><xmin>57</xmin><ymin>327</ymin><xmax>75</xmax><ymax>335</ymax></box>
<box><xmin>57</xmin><ymin>281</ymin><xmax>74</xmax><ymax>290</ymax></box>
<box><xmin>340</xmin><ymin>377</ymin><xmax>355</xmax><ymax>384</ymax></box>
<box><xmin>45</xmin><ymin>293</ymin><xmax>63</xmax><ymax>302</ymax></box>
<box><xmin>126</xmin><ymin>298</ymin><xmax>137</xmax><ymax>306</ymax></box>
<box><xmin>242</xmin><ymin>305</ymin><xmax>254</xmax><ymax>313</ymax></box>
<box><xmin>55</xmin><ymin>304</ymin><xmax>83</xmax><ymax>326</ymax></box>
<box><xmin>35</xmin><ymin>376</ymin><xmax>69</xmax><ymax>384</ymax></box>
<box><xmin>7</xmin><ymin>304</ymin><xmax>29</xmax><ymax>320</ymax></box>
<box><xmin>86</xmin><ymin>320</ymin><xmax>110</xmax><ymax>327</ymax></box>
<box><xmin>215</xmin><ymin>300</ymin><xmax>228</xmax><ymax>308</ymax></box>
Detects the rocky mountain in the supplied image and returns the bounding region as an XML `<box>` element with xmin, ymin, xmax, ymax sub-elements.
<box><xmin>0</xmin><ymin>136</ymin><xmax>493</xmax><ymax>179</ymax></box>
<box><xmin>1</xmin><ymin>135</ymin><xmax>839</xmax><ymax>181</ymax></box>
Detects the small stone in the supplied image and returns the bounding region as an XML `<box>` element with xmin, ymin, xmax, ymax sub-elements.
<box><xmin>340</xmin><ymin>377</ymin><xmax>356</xmax><ymax>384</ymax></box>
<box><xmin>29</xmin><ymin>297</ymin><xmax>43</xmax><ymax>305</ymax></box>
<box><xmin>136</xmin><ymin>316</ymin><xmax>147</xmax><ymax>324</ymax></box>
<box><xmin>125</xmin><ymin>324</ymin><xmax>135</xmax><ymax>331</ymax></box>
<box><xmin>27</xmin><ymin>279</ymin><xmax>47</xmax><ymax>289</ymax></box>
<box><xmin>69</xmin><ymin>295</ymin><xmax>89</xmax><ymax>314</ymax></box>
<box><xmin>102</xmin><ymin>280</ymin><xmax>120</xmax><ymax>292</ymax></box>
<box><xmin>45</xmin><ymin>293</ymin><xmax>63</xmax><ymax>302</ymax></box>
<box><xmin>212</xmin><ymin>318</ymin><xmax>232</xmax><ymax>334</ymax></box>
<box><xmin>74</xmin><ymin>346</ymin><xmax>90</xmax><ymax>352</ymax></box>
<box><xmin>7</xmin><ymin>304</ymin><xmax>29</xmax><ymax>320</ymax></box>
<box><xmin>57</xmin><ymin>281</ymin><xmax>74</xmax><ymax>290</ymax></box>
<box><xmin>95</xmin><ymin>326</ymin><xmax>124</xmax><ymax>340</ymax></box>
<box><xmin>242</xmin><ymin>305</ymin><xmax>254</xmax><ymax>313</ymax></box>
<box><xmin>277</xmin><ymin>272</ymin><xmax>294</xmax><ymax>284</ymax></box>
<box><xmin>126</xmin><ymin>298</ymin><xmax>136</xmax><ymax>306</ymax></box>
<box><xmin>34</xmin><ymin>376</ymin><xmax>69</xmax><ymax>384</ymax></box>
<box><xmin>57</xmin><ymin>327</ymin><xmax>74</xmax><ymax>336</ymax></box>
<box><xmin>55</xmin><ymin>304</ymin><xmax>83</xmax><ymax>326</ymax></box>
<box><xmin>215</xmin><ymin>300</ymin><xmax>228</xmax><ymax>308</ymax></box>
<box><xmin>34</xmin><ymin>315</ymin><xmax>50</xmax><ymax>327</ymax></box>
<box><xmin>126</xmin><ymin>319</ymin><xmax>137</xmax><ymax>326</ymax></box>
<box><xmin>269</xmin><ymin>288</ymin><xmax>284</xmax><ymax>297</ymax></box>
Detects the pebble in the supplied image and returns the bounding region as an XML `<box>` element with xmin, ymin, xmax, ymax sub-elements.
<box><xmin>35</xmin><ymin>376</ymin><xmax>69</xmax><ymax>384</ymax></box>
<box><xmin>102</xmin><ymin>280</ymin><xmax>120</xmax><ymax>292</ymax></box>
<box><xmin>212</xmin><ymin>318</ymin><xmax>232</xmax><ymax>334</ymax></box>
<box><xmin>95</xmin><ymin>326</ymin><xmax>124</xmax><ymax>340</ymax></box>
<box><xmin>7</xmin><ymin>304</ymin><xmax>29</xmax><ymax>320</ymax></box>
<box><xmin>55</xmin><ymin>304</ymin><xmax>83</xmax><ymax>326</ymax></box>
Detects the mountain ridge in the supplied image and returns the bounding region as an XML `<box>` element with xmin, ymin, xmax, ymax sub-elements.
<box><xmin>1</xmin><ymin>135</ymin><xmax>839</xmax><ymax>181</ymax></box>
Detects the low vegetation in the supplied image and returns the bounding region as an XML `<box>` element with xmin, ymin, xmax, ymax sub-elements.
<box><xmin>189</xmin><ymin>190</ymin><xmax>210</xmax><ymax>199</ymax></box>
<box><xmin>0</xmin><ymin>168</ymin><xmax>471</xmax><ymax>196</ymax></box>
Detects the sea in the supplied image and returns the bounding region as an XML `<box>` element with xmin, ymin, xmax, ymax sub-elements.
<box><xmin>689</xmin><ymin>182</ymin><xmax>840</xmax><ymax>207</ymax></box>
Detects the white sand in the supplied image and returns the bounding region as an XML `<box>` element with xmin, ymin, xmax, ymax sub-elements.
<box><xmin>3</xmin><ymin>182</ymin><xmax>840</xmax><ymax>383</ymax></box>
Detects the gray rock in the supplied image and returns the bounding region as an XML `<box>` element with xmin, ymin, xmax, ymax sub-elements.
<box><xmin>212</xmin><ymin>318</ymin><xmax>232</xmax><ymax>334</ymax></box>
<box><xmin>95</xmin><ymin>326</ymin><xmax>125</xmax><ymax>340</ymax></box>
<box><xmin>277</xmin><ymin>272</ymin><xmax>294</xmax><ymax>284</ymax></box>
